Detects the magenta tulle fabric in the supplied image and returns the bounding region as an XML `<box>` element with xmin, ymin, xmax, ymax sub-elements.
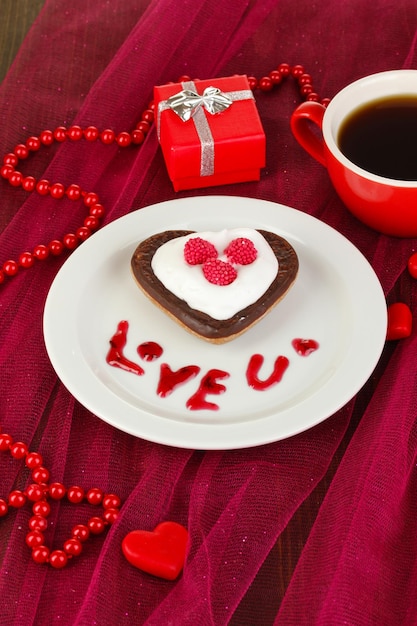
<box><xmin>1</xmin><ymin>1</ymin><xmax>417</xmax><ymax>624</ymax></box>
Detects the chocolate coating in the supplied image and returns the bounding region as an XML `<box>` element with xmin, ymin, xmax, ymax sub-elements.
<box><xmin>131</xmin><ymin>230</ymin><xmax>298</xmax><ymax>343</ymax></box>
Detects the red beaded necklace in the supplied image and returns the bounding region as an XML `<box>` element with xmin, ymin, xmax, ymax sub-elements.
<box><xmin>0</xmin><ymin>64</ymin><xmax>327</xmax><ymax>286</ymax></box>
<box><xmin>0</xmin><ymin>429</ymin><xmax>121</xmax><ymax>569</ymax></box>
<box><xmin>0</xmin><ymin>64</ymin><xmax>325</xmax><ymax>569</ymax></box>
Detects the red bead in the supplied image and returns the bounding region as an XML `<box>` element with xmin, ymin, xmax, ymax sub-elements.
<box><xmin>100</xmin><ymin>129</ymin><xmax>115</xmax><ymax>144</ymax></box>
<box><xmin>14</xmin><ymin>143</ymin><xmax>29</xmax><ymax>159</ymax></box>
<box><xmin>0</xmin><ymin>433</ymin><xmax>13</xmax><ymax>450</ymax></box>
<box><xmin>22</xmin><ymin>176</ymin><xmax>36</xmax><ymax>192</ymax></box>
<box><xmin>136</xmin><ymin>120</ymin><xmax>150</xmax><ymax>134</ymax></box>
<box><xmin>40</xmin><ymin>130</ymin><xmax>54</xmax><ymax>146</ymax></box>
<box><xmin>307</xmin><ymin>93</ymin><xmax>320</xmax><ymax>102</ymax></box>
<box><xmin>67</xmin><ymin>125</ymin><xmax>83</xmax><ymax>141</ymax></box>
<box><xmin>321</xmin><ymin>98</ymin><xmax>331</xmax><ymax>107</ymax></box>
<box><xmin>49</xmin><ymin>182</ymin><xmax>65</xmax><ymax>199</ymax></box>
<box><xmin>26</xmin><ymin>530</ymin><xmax>45</xmax><ymax>548</ymax></box>
<box><xmin>26</xmin><ymin>484</ymin><xmax>45</xmax><ymax>502</ymax></box>
<box><xmin>25</xmin><ymin>451</ymin><xmax>43</xmax><ymax>469</ymax></box>
<box><xmin>48</xmin><ymin>240</ymin><xmax>64</xmax><ymax>256</ymax></box>
<box><xmin>88</xmin><ymin>516</ymin><xmax>106</xmax><ymax>535</ymax></box>
<box><xmin>49</xmin><ymin>550</ymin><xmax>68</xmax><ymax>569</ymax></box>
<box><xmin>64</xmin><ymin>538</ymin><xmax>82</xmax><ymax>556</ymax></box>
<box><xmin>3</xmin><ymin>152</ymin><xmax>18</xmax><ymax>166</ymax></box>
<box><xmin>0</xmin><ymin>498</ymin><xmax>8</xmax><ymax>516</ymax></box>
<box><xmin>66</xmin><ymin>183</ymin><xmax>81</xmax><ymax>200</ymax></box>
<box><xmin>72</xmin><ymin>524</ymin><xmax>90</xmax><ymax>542</ymax></box>
<box><xmin>83</xmin><ymin>191</ymin><xmax>99</xmax><ymax>207</ymax></box>
<box><xmin>63</xmin><ymin>233</ymin><xmax>79</xmax><ymax>250</ymax></box>
<box><xmin>3</xmin><ymin>260</ymin><xmax>19</xmax><ymax>277</ymax></box>
<box><xmin>408</xmin><ymin>252</ymin><xmax>417</xmax><ymax>278</ymax></box>
<box><xmin>18</xmin><ymin>252</ymin><xmax>35</xmax><ymax>268</ymax></box>
<box><xmin>103</xmin><ymin>508</ymin><xmax>119</xmax><ymax>524</ymax></box>
<box><xmin>28</xmin><ymin>515</ymin><xmax>48</xmax><ymax>531</ymax></box>
<box><xmin>32</xmin><ymin>500</ymin><xmax>51</xmax><ymax>517</ymax></box>
<box><xmin>147</xmin><ymin>100</ymin><xmax>156</xmax><ymax>112</ymax></box>
<box><xmin>0</xmin><ymin>164</ymin><xmax>14</xmax><ymax>179</ymax></box>
<box><xmin>33</xmin><ymin>244</ymin><xmax>49</xmax><ymax>261</ymax></box>
<box><xmin>298</xmin><ymin>73</ymin><xmax>312</xmax><ymax>85</ymax></box>
<box><xmin>88</xmin><ymin>203</ymin><xmax>105</xmax><ymax>218</ymax></box>
<box><xmin>36</xmin><ymin>179</ymin><xmax>50</xmax><ymax>195</ymax></box>
<box><xmin>8</xmin><ymin>490</ymin><xmax>27</xmax><ymax>508</ymax></box>
<box><xmin>141</xmin><ymin>109</ymin><xmax>154</xmax><ymax>123</ymax></box>
<box><xmin>75</xmin><ymin>226</ymin><xmax>91</xmax><ymax>241</ymax></box>
<box><xmin>49</xmin><ymin>482</ymin><xmax>66</xmax><ymax>499</ymax></box>
<box><xmin>278</xmin><ymin>63</ymin><xmax>291</xmax><ymax>77</ymax></box>
<box><xmin>8</xmin><ymin>171</ymin><xmax>23</xmax><ymax>187</ymax></box>
<box><xmin>84</xmin><ymin>126</ymin><xmax>99</xmax><ymax>141</ymax></box>
<box><xmin>31</xmin><ymin>465</ymin><xmax>50</xmax><ymax>484</ymax></box>
<box><xmin>291</xmin><ymin>64</ymin><xmax>305</xmax><ymax>78</ymax></box>
<box><xmin>177</xmin><ymin>75</ymin><xmax>191</xmax><ymax>82</ymax></box>
<box><xmin>269</xmin><ymin>70</ymin><xmax>282</xmax><ymax>85</ymax></box>
<box><xmin>53</xmin><ymin>126</ymin><xmax>67</xmax><ymax>142</ymax></box>
<box><xmin>67</xmin><ymin>485</ymin><xmax>84</xmax><ymax>504</ymax></box>
<box><xmin>84</xmin><ymin>216</ymin><xmax>100</xmax><ymax>230</ymax></box>
<box><xmin>32</xmin><ymin>545</ymin><xmax>50</xmax><ymax>564</ymax></box>
<box><xmin>26</xmin><ymin>136</ymin><xmax>41</xmax><ymax>152</ymax></box>
<box><xmin>258</xmin><ymin>76</ymin><xmax>273</xmax><ymax>91</ymax></box>
<box><xmin>116</xmin><ymin>132</ymin><xmax>132</xmax><ymax>147</ymax></box>
<box><xmin>10</xmin><ymin>441</ymin><xmax>28</xmax><ymax>459</ymax></box>
<box><xmin>300</xmin><ymin>84</ymin><xmax>313</xmax><ymax>96</ymax></box>
<box><xmin>103</xmin><ymin>493</ymin><xmax>121</xmax><ymax>509</ymax></box>
<box><xmin>86</xmin><ymin>487</ymin><xmax>103</xmax><ymax>505</ymax></box>
<box><xmin>131</xmin><ymin>129</ymin><xmax>145</xmax><ymax>145</ymax></box>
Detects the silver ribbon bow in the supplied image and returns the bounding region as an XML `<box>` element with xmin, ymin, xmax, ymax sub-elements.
<box><xmin>166</xmin><ymin>86</ymin><xmax>233</xmax><ymax>122</ymax></box>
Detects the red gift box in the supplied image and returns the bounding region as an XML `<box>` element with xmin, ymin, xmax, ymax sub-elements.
<box><xmin>154</xmin><ymin>75</ymin><xmax>266</xmax><ymax>191</ymax></box>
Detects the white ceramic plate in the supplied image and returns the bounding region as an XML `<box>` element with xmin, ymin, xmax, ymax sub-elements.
<box><xmin>43</xmin><ymin>196</ymin><xmax>387</xmax><ymax>449</ymax></box>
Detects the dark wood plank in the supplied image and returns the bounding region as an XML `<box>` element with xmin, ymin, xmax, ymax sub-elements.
<box><xmin>0</xmin><ymin>0</ymin><xmax>45</xmax><ymax>84</ymax></box>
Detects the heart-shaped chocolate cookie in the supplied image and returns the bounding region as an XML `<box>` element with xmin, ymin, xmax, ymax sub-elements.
<box><xmin>131</xmin><ymin>228</ymin><xmax>298</xmax><ymax>343</ymax></box>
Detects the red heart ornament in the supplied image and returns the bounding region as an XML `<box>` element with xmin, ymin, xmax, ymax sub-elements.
<box><xmin>122</xmin><ymin>521</ymin><xmax>188</xmax><ymax>580</ymax></box>
<box><xmin>386</xmin><ymin>302</ymin><xmax>413</xmax><ymax>340</ymax></box>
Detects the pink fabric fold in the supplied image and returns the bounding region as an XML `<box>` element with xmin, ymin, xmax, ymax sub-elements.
<box><xmin>0</xmin><ymin>1</ymin><xmax>416</xmax><ymax>624</ymax></box>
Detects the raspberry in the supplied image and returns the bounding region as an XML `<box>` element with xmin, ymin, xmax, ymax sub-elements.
<box><xmin>224</xmin><ymin>237</ymin><xmax>257</xmax><ymax>265</ymax></box>
<box><xmin>202</xmin><ymin>259</ymin><xmax>237</xmax><ymax>285</ymax></box>
<box><xmin>184</xmin><ymin>237</ymin><xmax>218</xmax><ymax>265</ymax></box>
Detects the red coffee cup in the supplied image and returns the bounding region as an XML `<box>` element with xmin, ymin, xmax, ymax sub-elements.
<box><xmin>291</xmin><ymin>70</ymin><xmax>417</xmax><ymax>237</ymax></box>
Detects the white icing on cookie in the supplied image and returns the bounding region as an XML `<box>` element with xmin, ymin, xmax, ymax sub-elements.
<box><xmin>151</xmin><ymin>228</ymin><xmax>278</xmax><ymax>320</ymax></box>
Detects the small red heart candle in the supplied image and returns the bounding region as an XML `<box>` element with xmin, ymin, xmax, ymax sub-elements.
<box><xmin>122</xmin><ymin>521</ymin><xmax>188</xmax><ymax>580</ymax></box>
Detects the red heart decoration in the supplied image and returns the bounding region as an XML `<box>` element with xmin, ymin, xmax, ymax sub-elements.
<box><xmin>122</xmin><ymin>521</ymin><xmax>188</xmax><ymax>580</ymax></box>
<box><xmin>386</xmin><ymin>302</ymin><xmax>412</xmax><ymax>340</ymax></box>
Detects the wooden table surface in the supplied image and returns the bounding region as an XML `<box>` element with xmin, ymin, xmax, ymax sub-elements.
<box><xmin>0</xmin><ymin>0</ymin><xmax>360</xmax><ymax>612</ymax></box>
<box><xmin>0</xmin><ymin>0</ymin><xmax>45</xmax><ymax>85</ymax></box>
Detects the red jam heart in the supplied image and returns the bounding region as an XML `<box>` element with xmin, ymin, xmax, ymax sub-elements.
<box><xmin>386</xmin><ymin>302</ymin><xmax>412</xmax><ymax>340</ymax></box>
<box><xmin>122</xmin><ymin>521</ymin><xmax>188</xmax><ymax>580</ymax></box>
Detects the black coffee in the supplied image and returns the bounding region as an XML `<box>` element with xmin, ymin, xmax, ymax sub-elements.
<box><xmin>338</xmin><ymin>95</ymin><xmax>417</xmax><ymax>180</ymax></box>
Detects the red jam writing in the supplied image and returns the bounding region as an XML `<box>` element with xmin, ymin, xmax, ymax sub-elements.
<box><xmin>106</xmin><ymin>321</ymin><xmax>319</xmax><ymax>411</ymax></box>
<box><xmin>137</xmin><ymin>341</ymin><xmax>163</xmax><ymax>361</ymax></box>
<box><xmin>292</xmin><ymin>338</ymin><xmax>319</xmax><ymax>356</ymax></box>
<box><xmin>246</xmin><ymin>354</ymin><xmax>289</xmax><ymax>390</ymax></box>
<box><xmin>157</xmin><ymin>363</ymin><xmax>201</xmax><ymax>398</ymax></box>
<box><xmin>106</xmin><ymin>320</ymin><xmax>144</xmax><ymax>375</ymax></box>
<box><xmin>186</xmin><ymin>369</ymin><xmax>229</xmax><ymax>411</ymax></box>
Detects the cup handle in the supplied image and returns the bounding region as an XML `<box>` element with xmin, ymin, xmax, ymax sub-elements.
<box><xmin>290</xmin><ymin>101</ymin><xmax>327</xmax><ymax>167</ymax></box>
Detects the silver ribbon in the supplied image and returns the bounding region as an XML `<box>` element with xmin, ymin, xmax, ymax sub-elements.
<box><xmin>165</xmin><ymin>86</ymin><xmax>233</xmax><ymax>121</ymax></box>
<box><xmin>157</xmin><ymin>81</ymin><xmax>254</xmax><ymax>177</ymax></box>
